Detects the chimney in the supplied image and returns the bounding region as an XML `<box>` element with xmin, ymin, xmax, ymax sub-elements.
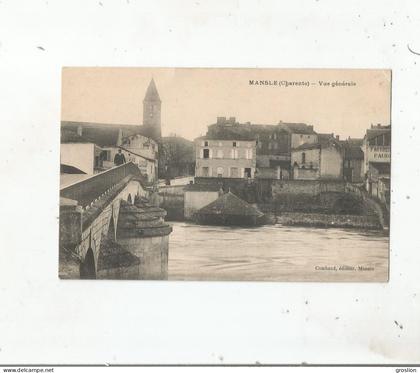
<box><xmin>229</xmin><ymin>116</ymin><xmax>236</xmax><ymax>124</ymax></box>
<box><xmin>77</xmin><ymin>125</ymin><xmax>83</xmax><ymax>136</ymax></box>
<box><xmin>336</xmin><ymin>135</ymin><xmax>340</xmax><ymax>141</ymax></box>
<box><xmin>217</xmin><ymin>116</ymin><xmax>226</xmax><ymax>125</ymax></box>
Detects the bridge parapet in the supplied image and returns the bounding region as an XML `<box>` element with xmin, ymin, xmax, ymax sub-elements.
<box><xmin>60</xmin><ymin>162</ymin><xmax>147</xmax><ymax>209</ymax></box>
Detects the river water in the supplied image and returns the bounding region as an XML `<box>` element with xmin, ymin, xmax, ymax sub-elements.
<box><xmin>168</xmin><ymin>222</ymin><xmax>389</xmax><ymax>282</ymax></box>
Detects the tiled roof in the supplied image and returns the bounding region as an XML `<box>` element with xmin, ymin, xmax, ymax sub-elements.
<box><xmin>60</xmin><ymin>164</ymin><xmax>86</xmax><ymax>174</ymax></box>
<box><xmin>345</xmin><ymin>138</ymin><xmax>364</xmax><ymax>146</ymax></box>
<box><xmin>196</xmin><ymin>131</ymin><xmax>256</xmax><ymax>141</ymax></box>
<box><xmin>280</xmin><ymin>122</ymin><xmax>316</xmax><ymax>134</ymax></box>
<box><xmin>344</xmin><ymin>146</ymin><xmax>364</xmax><ymax>160</ymax></box>
<box><xmin>293</xmin><ymin>142</ymin><xmax>320</xmax><ymax>151</ymax></box>
<box><xmin>196</xmin><ymin>191</ymin><xmax>264</xmax><ymax>217</ymax></box>
<box><xmin>341</xmin><ymin>138</ymin><xmax>364</xmax><ymax>160</ymax></box>
<box><xmin>366</xmin><ymin>126</ymin><xmax>391</xmax><ymax>141</ymax></box>
<box><xmin>61</xmin><ymin>121</ymin><xmax>147</xmax><ymax>147</ymax></box>
<box><xmin>293</xmin><ymin>134</ymin><xmax>342</xmax><ymax>151</ymax></box>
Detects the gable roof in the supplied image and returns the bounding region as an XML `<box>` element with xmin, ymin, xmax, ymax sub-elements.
<box><xmin>344</xmin><ymin>146</ymin><xmax>364</xmax><ymax>160</ymax></box>
<box><xmin>293</xmin><ymin>134</ymin><xmax>342</xmax><ymax>151</ymax></box>
<box><xmin>340</xmin><ymin>138</ymin><xmax>364</xmax><ymax>160</ymax></box>
<box><xmin>196</xmin><ymin>191</ymin><xmax>264</xmax><ymax>217</ymax></box>
<box><xmin>280</xmin><ymin>122</ymin><xmax>316</xmax><ymax>134</ymax></box>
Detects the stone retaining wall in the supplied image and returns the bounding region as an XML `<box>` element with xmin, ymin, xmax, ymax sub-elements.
<box><xmin>276</xmin><ymin>212</ymin><xmax>381</xmax><ymax>230</ymax></box>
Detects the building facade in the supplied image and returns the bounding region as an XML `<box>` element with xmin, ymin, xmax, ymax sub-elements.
<box><xmin>363</xmin><ymin>124</ymin><xmax>391</xmax><ymax>203</ymax></box>
<box><xmin>194</xmin><ymin>133</ymin><xmax>257</xmax><ymax>179</ymax></box>
<box><xmin>291</xmin><ymin>134</ymin><xmax>344</xmax><ymax>180</ymax></box>
<box><xmin>205</xmin><ymin>117</ymin><xmax>317</xmax><ymax>180</ymax></box>
<box><xmin>60</xmin><ymin>142</ymin><xmax>104</xmax><ymax>175</ymax></box>
<box><xmin>342</xmin><ymin>138</ymin><xmax>364</xmax><ymax>183</ymax></box>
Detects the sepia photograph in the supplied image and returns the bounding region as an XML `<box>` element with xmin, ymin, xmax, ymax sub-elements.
<box><xmin>59</xmin><ymin>67</ymin><xmax>391</xmax><ymax>282</ymax></box>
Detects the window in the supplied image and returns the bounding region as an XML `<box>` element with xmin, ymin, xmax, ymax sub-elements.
<box><xmin>244</xmin><ymin>168</ymin><xmax>252</xmax><ymax>178</ymax></box>
<box><xmin>217</xmin><ymin>167</ymin><xmax>223</xmax><ymax>177</ymax></box>
<box><xmin>101</xmin><ymin>150</ymin><xmax>111</xmax><ymax>161</ymax></box>
<box><xmin>246</xmin><ymin>149</ymin><xmax>253</xmax><ymax>159</ymax></box>
<box><xmin>203</xmin><ymin>149</ymin><xmax>209</xmax><ymax>159</ymax></box>
<box><xmin>217</xmin><ymin>149</ymin><xmax>223</xmax><ymax>158</ymax></box>
<box><xmin>233</xmin><ymin>141</ymin><xmax>237</xmax><ymax>147</ymax></box>
<box><xmin>230</xmin><ymin>167</ymin><xmax>239</xmax><ymax>178</ymax></box>
<box><xmin>301</xmin><ymin>152</ymin><xmax>306</xmax><ymax>164</ymax></box>
<box><xmin>273</xmin><ymin>133</ymin><xmax>277</xmax><ymax>140</ymax></box>
<box><xmin>204</xmin><ymin>141</ymin><xmax>209</xmax><ymax>147</ymax></box>
<box><xmin>310</xmin><ymin>162</ymin><xmax>313</xmax><ymax>169</ymax></box>
<box><xmin>202</xmin><ymin>167</ymin><xmax>209</xmax><ymax>177</ymax></box>
<box><xmin>232</xmin><ymin>149</ymin><xmax>239</xmax><ymax>159</ymax></box>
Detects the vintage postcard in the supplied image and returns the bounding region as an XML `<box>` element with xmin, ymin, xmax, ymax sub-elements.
<box><xmin>59</xmin><ymin>67</ymin><xmax>391</xmax><ymax>281</ymax></box>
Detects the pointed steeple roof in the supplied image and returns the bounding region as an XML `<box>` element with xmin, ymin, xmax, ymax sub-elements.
<box><xmin>143</xmin><ymin>78</ymin><xmax>161</xmax><ymax>102</ymax></box>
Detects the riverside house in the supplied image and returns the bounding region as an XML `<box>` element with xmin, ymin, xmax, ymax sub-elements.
<box><xmin>194</xmin><ymin>132</ymin><xmax>257</xmax><ymax>179</ymax></box>
<box><xmin>291</xmin><ymin>134</ymin><xmax>344</xmax><ymax>180</ymax></box>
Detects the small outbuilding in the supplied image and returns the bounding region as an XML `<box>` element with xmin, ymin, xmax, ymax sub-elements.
<box><xmin>194</xmin><ymin>191</ymin><xmax>264</xmax><ymax>226</ymax></box>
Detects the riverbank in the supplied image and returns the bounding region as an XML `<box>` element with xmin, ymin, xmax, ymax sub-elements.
<box><xmin>275</xmin><ymin>212</ymin><xmax>381</xmax><ymax>230</ymax></box>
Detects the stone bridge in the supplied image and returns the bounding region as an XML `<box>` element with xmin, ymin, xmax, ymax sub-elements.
<box><xmin>59</xmin><ymin>162</ymin><xmax>172</xmax><ymax>280</ymax></box>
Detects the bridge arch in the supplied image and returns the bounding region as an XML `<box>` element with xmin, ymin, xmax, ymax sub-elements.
<box><xmin>80</xmin><ymin>247</ymin><xmax>96</xmax><ymax>279</ymax></box>
<box><xmin>108</xmin><ymin>213</ymin><xmax>116</xmax><ymax>241</ymax></box>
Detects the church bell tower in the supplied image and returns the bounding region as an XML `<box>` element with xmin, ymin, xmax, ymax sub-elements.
<box><xmin>143</xmin><ymin>78</ymin><xmax>162</xmax><ymax>140</ymax></box>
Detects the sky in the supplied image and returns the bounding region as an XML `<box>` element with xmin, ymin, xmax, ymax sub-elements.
<box><xmin>61</xmin><ymin>67</ymin><xmax>391</xmax><ymax>140</ymax></box>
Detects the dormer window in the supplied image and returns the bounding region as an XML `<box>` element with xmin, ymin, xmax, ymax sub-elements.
<box><xmin>204</xmin><ymin>141</ymin><xmax>209</xmax><ymax>147</ymax></box>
